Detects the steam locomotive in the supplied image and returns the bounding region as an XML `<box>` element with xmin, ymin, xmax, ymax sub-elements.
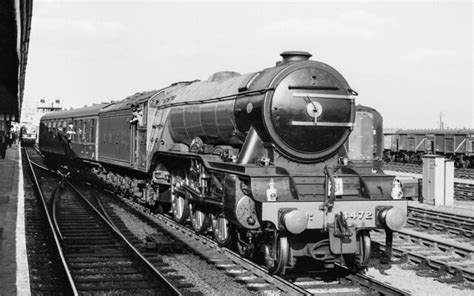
<box><xmin>39</xmin><ymin>51</ymin><xmax>407</xmax><ymax>275</ymax></box>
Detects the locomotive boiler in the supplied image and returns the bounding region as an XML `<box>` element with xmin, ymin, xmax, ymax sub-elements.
<box><xmin>39</xmin><ymin>51</ymin><xmax>407</xmax><ymax>275</ymax></box>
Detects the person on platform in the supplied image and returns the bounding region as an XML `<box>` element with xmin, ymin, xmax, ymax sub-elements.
<box><xmin>0</xmin><ymin>131</ymin><xmax>7</xmax><ymax>159</ymax></box>
<box><xmin>6</xmin><ymin>122</ymin><xmax>13</xmax><ymax>148</ymax></box>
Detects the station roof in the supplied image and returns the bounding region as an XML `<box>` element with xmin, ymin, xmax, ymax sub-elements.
<box><xmin>0</xmin><ymin>0</ymin><xmax>33</xmax><ymax>121</ymax></box>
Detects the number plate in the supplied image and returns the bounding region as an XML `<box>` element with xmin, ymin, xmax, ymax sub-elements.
<box><xmin>343</xmin><ymin>211</ymin><xmax>373</xmax><ymax>220</ymax></box>
<box><xmin>328</xmin><ymin>178</ymin><xmax>343</xmax><ymax>195</ymax></box>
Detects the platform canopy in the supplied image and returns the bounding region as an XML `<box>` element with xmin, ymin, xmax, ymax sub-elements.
<box><xmin>0</xmin><ymin>0</ymin><xmax>33</xmax><ymax>125</ymax></box>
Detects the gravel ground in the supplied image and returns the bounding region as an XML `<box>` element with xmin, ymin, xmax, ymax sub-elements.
<box><xmin>108</xmin><ymin>203</ymin><xmax>158</xmax><ymax>240</ymax></box>
<box><xmin>108</xmin><ymin>200</ymin><xmax>474</xmax><ymax>295</ymax></box>
<box><xmin>366</xmin><ymin>263</ymin><xmax>473</xmax><ymax>295</ymax></box>
<box><xmin>162</xmin><ymin>253</ymin><xmax>264</xmax><ymax>296</ymax></box>
<box><xmin>108</xmin><ymin>202</ymin><xmax>266</xmax><ymax>295</ymax></box>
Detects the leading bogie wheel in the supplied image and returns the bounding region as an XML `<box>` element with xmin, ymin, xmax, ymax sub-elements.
<box><xmin>189</xmin><ymin>203</ymin><xmax>210</xmax><ymax>234</ymax></box>
<box><xmin>264</xmin><ymin>235</ymin><xmax>290</xmax><ymax>275</ymax></box>
<box><xmin>343</xmin><ymin>230</ymin><xmax>371</xmax><ymax>272</ymax></box>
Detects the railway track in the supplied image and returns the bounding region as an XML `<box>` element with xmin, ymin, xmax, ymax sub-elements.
<box><xmin>384</xmin><ymin>163</ymin><xmax>474</xmax><ymax>201</ymax></box>
<box><xmin>22</xmin><ymin>149</ymin><xmax>70</xmax><ymax>294</ymax></box>
<box><xmin>24</xmin><ymin>148</ymin><xmax>183</xmax><ymax>295</ymax></box>
<box><xmin>455</xmin><ymin>184</ymin><xmax>474</xmax><ymax>200</ymax></box>
<box><xmin>104</xmin><ymin>189</ymin><xmax>409</xmax><ymax>295</ymax></box>
<box><xmin>371</xmin><ymin>226</ymin><xmax>474</xmax><ymax>283</ymax></box>
<box><xmin>384</xmin><ymin>162</ymin><xmax>474</xmax><ymax>180</ymax></box>
<box><xmin>24</xmin><ymin>147</ymin><xmax>408</xmax><ymax>294</ymax></box>
<box><xmin>407</xmin><ymin>206</ymin><xmax>474</xmax><ymax>238</ymax></box>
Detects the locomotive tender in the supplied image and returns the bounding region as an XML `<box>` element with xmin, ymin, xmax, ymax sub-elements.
<box><xmin>343</xmin><ymin>105</ymin><xmax>385</xmax><ymax>174</ymax></box>
<box><xmin>39</xmin><ymin>51</ymin><xmax>407</xmax><ymax>274</ymax></box>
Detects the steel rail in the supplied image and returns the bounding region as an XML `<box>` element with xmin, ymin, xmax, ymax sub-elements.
<box><xmin>29</xmin><ymin>161</ymin><xmax>68</xmax><ymax>242</ymax></box>
<box><xmin>94</xmin><ymin>191</ymin><xmax>118</xmax><ymax>229</ymax></box>
<box><xmin>384</xmin><ymin>162</ymin><xmax>474</xmax><ymax>180</ymax></box>
<box><xmin>151</xmin><ymin>206</ymin><xmax>309</xmax><ymax>295</ymax></box>
<box><xmin>345</xmin><ymin>273</ymin><xmax>409</xmax><ymax>295</ymax></box>
<box><xmin>51</xmin><ymin>187</ymin><xmax>64</xmax><ymax>241</ymax></box>
<box><xmin>409</xmin><ymin>207</ymin><xmax>474</xmax><ymax>223</ymax></box>
<box><xmin>122</xmin><ymin>197</ymin><xmax>408</xmax><ymax>295</ymax></box>
<box><xmin>66</xmin><ymin>181</ymin><xmax>182</xmax><ymax>296</ymax></box>
<box><xmin>23</xmin><ymin>148</ymin><xmax>78</xmax><ymax>295</ymax></box>
<box><xmin>32</xmin><ymin>144</ymin><xmax>44</xmax><ymax>157</ymax></box>
<box><xmin>372</xmin><ymin>231</ymin><xmax>474</xmax><ymax>282</ymax></box>
<box><xmin>394</xmin><ymin>229</ymin><xmax>473</xmax><ymax>257</ymax></box>
<box><xmin>406</xmin><ymin>217</ymin><xmax>472</xmax><ymax>238</ymax></box>
<box><xmin>118</xmin><ymin>197</ymin><xmax>311</xmax><ymax>295</ymax></box>
<box><xmin>26</xmin><ymin>149</ymin><xmax>181</xmax><ymax>294</ymax></box>
<box><xmin>408</xmin><ymin>207</ymin><xmax>474</xmax><ymax>230</ymax></box>
<box><xmin>374</xmin><ymin>240</ymin><xmax>473</xmax><ymax>282</ymax></box>
<box><xmin>30</xmin><ymin>160</ymin><xmax>49</xmax><ymax>171</ymax></box>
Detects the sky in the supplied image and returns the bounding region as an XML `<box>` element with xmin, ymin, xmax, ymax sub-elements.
<box><xmin>22</xmin><ymin>0</ymin><xmax>473</xmax><ymax>129</ymax></box>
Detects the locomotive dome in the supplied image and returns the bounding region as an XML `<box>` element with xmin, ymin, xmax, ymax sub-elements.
<box><xmin>261</xmin><ymin>51</ymin><xmax>356</xmax><ymax>162</ymax></box>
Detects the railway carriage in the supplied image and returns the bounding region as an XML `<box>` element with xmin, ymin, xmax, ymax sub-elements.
<box><xmin>20</xmin><ymin>124</ymin><xmax>37</xmax><ymax>146</ymax></box>
<box><xmin>39</xmin><ymin>104</ymin><xmax>106</xmax><ymax>167</ymax></box>
<box><xmin>384</xmin><ymin>129</ymin><xmax>474</xmax><ymax>167</ymax></box>
<box><xmin>40</xmin><ymin>51</ymin><xmax>407</xmax><ymax>275</ymax></box>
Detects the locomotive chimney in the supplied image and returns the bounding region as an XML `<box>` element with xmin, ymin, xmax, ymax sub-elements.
<box><xmin>280</xmin><ymin>51</ymin><xmax>312</xmax><ymax>64</ymax></box>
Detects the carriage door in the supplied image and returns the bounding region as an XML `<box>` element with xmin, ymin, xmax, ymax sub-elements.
<box><xmin>426</xmin><ymin>135</ymin><xmax>435</xmax><ymax>154</ymax></box>
<box><xmin>131</xmin><ymin>103</ymin><xmax>148</xmax><ymax>170</ymax></box>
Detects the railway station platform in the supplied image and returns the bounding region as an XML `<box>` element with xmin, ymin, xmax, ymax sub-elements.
<box><xmin>0</xmin><ymin>146</ymin><xmax>30</xmax><ymax>295</ymax></box>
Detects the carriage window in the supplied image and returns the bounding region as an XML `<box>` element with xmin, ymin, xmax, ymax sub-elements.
<box><xmin>78</xmin><ymin>120</ymin><xmax>83</xmax><ymax>141</ymax></box>
<box><xmin>72</xmin><ymin>120</ymin><xmax>77</xmax><ymax>141</ymax></box>
<box><xmin>90</xmin><ymin>119</ymin><xmax>95</xmax><ymax>143</ymax></box>
<box><xmin>141</xmin><ymin>104</ymin><xmax>147</xmax><ymax>126</ymax></box>
<box><xmin>82</xmin><ymin>120</ymin><xmax>89</xmax><ymax>142</ymax></box>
